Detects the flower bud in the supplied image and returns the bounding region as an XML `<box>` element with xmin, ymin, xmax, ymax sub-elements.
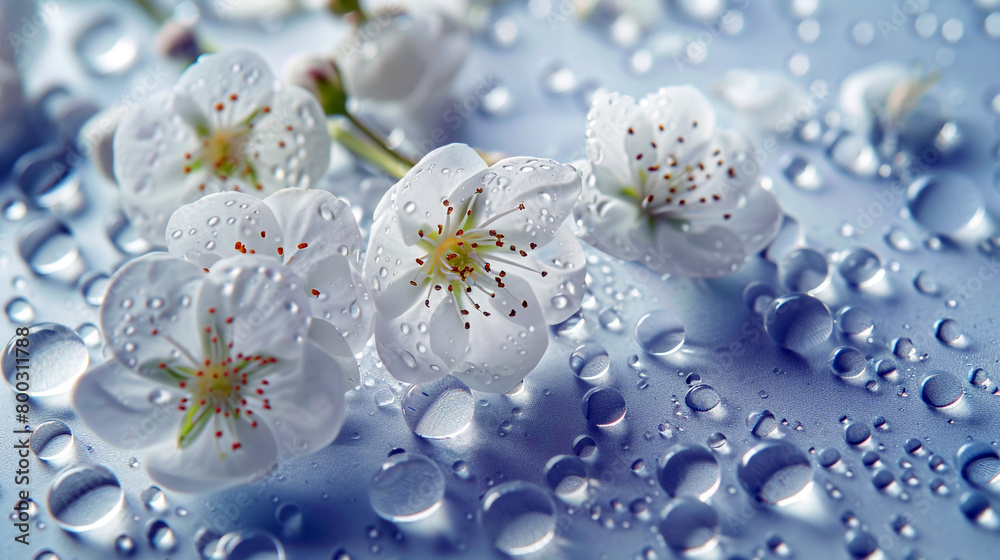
<box><xmin>284</xmin><ymin>53</ymin><xmax>348</xmax><ymax>116</ymax></box>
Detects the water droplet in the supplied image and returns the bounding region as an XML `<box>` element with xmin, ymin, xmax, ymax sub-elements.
<box><xmin>569</xmin><ymin>342</ymin><xmax>609</xmax><ymax>380</ymax></box>
<box><xmin>884</xmin><ymin>227</ymin><xmax>915</xmax><ymax>251</ymax></box>
<box><xmin>818</xmin><ymin>448</ymin><xmax>841</xmax><ymax>468</ymax></box>
<box><xmin>907</xmin><ymin>173</ymin><xmax>984</xmax><ymax>234</ymax></box>
<box><xmin>844</xmin><ymin>421</ymin><xmax>871</xmax><ymax>446</ymax></box>
<box><xmin>829</xmin><ymin>347</ymin><xmax>867</xmax><ymax>378</ymax></box>
<box><xmin>738</xmin><ymin>441</ymin><xmax>813</xmax><ymax>505</ymax></box>
<box><xmin>659</xmin><ymin>498</ymin><xmax>719</xmax><ymax>553</ymax></box>
<box><xmin>837</xmin><ymin>248</ymin><xmax>883</xmax><ymax>286</ymax></box>
<box><xmin>778</xmin><ymin>248</ymin><xmax>829</xmax><ymax>293</ymax></box>
<box><xmin>968</xmin><ymin>367</ymin><xmax>991</xmax><ymax>386</ymax></box>
<box><xmin>106</xmin><ymin>210</ymin><xmax>152</xmax><ymax>255</ymax></box>
<box><xmin>913</xmin><ymin>271</ymin><xmax>939</xmax><ymax>295</ymax></box>
<box><xmin>115</xmin><ymin>534</ymin><xmax>135</xmax><ymax>555</ymax></box>
<box><xmin>685</xmin><ymin>384</ymin><xmax>720</xmax><ymax>412</ymax></box>
<box><xmin>5</xmin><ymin>297</ymin><xmax>35</xmax><ymax>323</ymax></box>
<box><xmin>920</xmin><ymin>372</ymin><xmax>963</xmax><ymax>408</ymax></box>
<box><xmin>75</xmin><ymin>16</ymin><xmax>139</xmax><ymax>76</ymax></box>
<box><xmin>3</xmin><ymin>323</ymin><xmax>89</xmax><ymax>396</ymax></box>
<box><xmin>764</xmin><ymin>294</ymin><xmax>833</xmax><ymax>352</ymax></box>
<box><xmin>479</xmin><ymin>482</ymin><xmax>555</xmax><ymax>555</ymax></box>
<box><xmin>275</xmin><ymin>503</ymin><xmax>304</xmax><ymax>538</ymax></box>
<box><xmin>747</xmin><ymin>410</ymin><xmax>778</xmax><ymax>438</ymax></box>
<box><xmin>893</xmin><ymin>337</ymin><xmax>918</xmax><ymax>361</ymax></box>
<box><xmin>369</xmin><ymin>453</ymin><xmax>444</xmax><ymax>522</ymax></box>
<box><xmin>573</xmin><ymin>435</ymin><xmax>598</xmax><ymax>460</ymax></box>
<box><xmin>147</xmin><ymin>519</ymin><xmax>177</xmax><ymax>551</ymax></box>
<box><xmin>845</xmin><ymin>529</ymin><xmax>880</xmax><ymax>558</ymax></box>
<box><xmin>960</xmin><ymin>491</ymin><xmax>1000</xmax><ymax>529</ymax></box>
<box><xmin>935</xmin><ymin>318</ymin><xmax>966</xmax><ymax>347</ymax></box>
<box><xmin>401</xmin><ymin>376</ymin><xmax>474</xmax><ymax>439</ymax></box>
<box><xmin>658</xmin><ymin>445</ymin><xmax>721</xmax><ymax>500</ymax></box>
<box><xmin>18</xmin><ymin>219</ymin><xmax>84</xmax><ymax>282</ymax></box>
<box><xmin>29</xmin><ymin>420</ymin><xmax>74</xmax><ymax>461</ymax></box>
<box><xmin>635</xmin><ymin>310</ymin><xmax>685</xmax><ymax>355</ymax></box>
<box><xmin>221</xmin><ymin>530</ymin><xmax>285</xmax><ymax>560</ymax></box>
<box><xmin>743</xmin><ymin>282</ymin><xmax>776</xmax><ymax>314</ymax></box>
<box><xmin>544</xmin><ymin>455</ymin><xmax>588</xmax><ymax>503</ymax></box>
<box><xmin>598</xmin><ymin>308</ymin><xmax>623</xmax><ymax>331</ymax></box>
<box><xmin>836</xmin><ymin>306</ymin><xmax>873</xmax><ymax>337</ymax></box>
<box><xmin>373</xmin><ymin>389</ymin><xmax>395</xmax><ymax>407</ymax></box>
<box><xmin>582</xmin><ymin>386</ymin><xmax>626</xmax><ymax>427</ymax></box>
<box><xmin>783</xmin><ymin>154</ymin><xmax>821</xmax><ymax>189</ymax></box>
<box><xmin>46</xmin><ymin>464</ymin><xmax>124</xmax><ymax>531</ymax></box>
<box><xmin>140</xmin><ymin>486</ymin><xmax>167</xmax><ymax>513</ymax></box>
<box><xmin>541</xmin><ymin>62</ymin><xmax>577</xmax><ymax>95</ymax></box>
<box><xmin>957</xmin><ymin>441</ymin><xmax>1000</xmax><ymax>489</ymax></box>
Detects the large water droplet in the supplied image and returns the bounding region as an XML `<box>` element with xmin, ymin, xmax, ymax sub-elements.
<box><xmin>220</xmin><ymin>530</ymin><xmax>285</xmax><ymax>560</ymax></box>
<box><xmin>147</xmin><ymin>519</ymin><xmax>177</xmax><ymax>551</ymax></box>
<box><xmin>479</xmin><ymin>482</ymin><xmax>556</xmax><ymax>555</ymax></box>
<box><xmin>368</xmin><ymin>453</ymin><xmax>444</xmax><ymax>522</ymax></box>
<box><xmin>935</xmin><ymin>318</ymin><xmax>967</xmax><ymax>347</ymax></box>
<box><xmin>829</xmin><ymin>347</ymin><xmax>867</xmax><ymax>378</ymax></box>
<box><xmin>907</xmin><ymin>173</ymin><xmax>984</xmax><ymax>234</ymax></box>
<box><xmin>658</xmin><ymin>445</ymin><xmax>721</xmax><ymax>500</ymax></box>
<box><xmin>747</xmin><ymin>410</ymin><xmax>778</xmax><ymax>438</ymax></box>
<box><xmin>635</xmin><ymin>310</ymin><xmax>685</xmax><ymax>355</ymax></box>
<box><xmin>18</xmin><ymin>219</ymin><xmax>85</xmax><ymax>282</ymax></box>
<box><xmin>46</xmin><ymin>464</ymin><xmax>124</xmax><ymax>531</ymax></box>
<box><xmin>582</xmin><ymin>386</ymin><xmax>626</xmax><ymax>427</ymax></box>
<box><xmin>920</xmin><ymin>372</ymin><xmax>962</xmax><ymax>408</ymax></box>
<box><xmin>3</xmin><ymin>323</ymin><xmax>89</xmax><ymax>396</ymax></box>
<box><xmin>738</xmin><ymin>441</ymin><xmax>813</xmax><ymax>505</ymax></box>
<box><xmin>764</xmin><ymin>294</ymin><xmax>833</xmax><ymax>352</ymax></box>
<box><xmin>401</xmin><ymin>376</ymin><xmax>474</xmax><ymax>439</ymax></box>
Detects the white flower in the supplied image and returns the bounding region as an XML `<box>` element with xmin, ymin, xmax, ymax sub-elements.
<box><xmin>337</xmin><ymin>10</ymin><xmax>468</xmax><ymax>142</ymax></box>
<box><xmin>113</xmin><ymin>49</ymin><xmax>331</xmax><ymax>245</ymax></box>
<box><xmin>165</xmin><ymin>189</ymin><xmax>374</xmax><ymax>353</ymax></box>
<box><xmin>364</xmin><ymin>144</ymin><xmax>586</xmax><ymax>393</ymax></box>
<box><xmin>72</xmin><ymin>252</ymin><xmax>356</xmax><ymax>493</ymax></box>
<box><xmin>574</xmin><ymin>86</ymin><xmax>782</xmax><ymax>277</ymax></box>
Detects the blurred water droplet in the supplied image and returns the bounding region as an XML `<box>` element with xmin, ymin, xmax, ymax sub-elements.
<box><xmin>541</xmin><ymin>63</ymin><xmax>577</xmax><ymax>95</ymax></box>
<box><xmin>115</xmin><ymin>534</ymin><xmax>135</xmax><ymax>555</ymax></box>
<box><xmin>573</xmin><ymin>435</ymin><xmax>597</xmax><ymax>460</ymax></box>
<box><xmin>836</xmin><ymin>306</ymin><xmax>873</xmax><ymax>337</ymax></box>
<box><xmin>885</xmin><ymin>227</ymin><xmax>915</xmax><ymax>251</ymax></box>
<box><xmin>598</xmin><ymin>308</ymin><xmax>623</xmax><ymax>331</ymax></box>
<box><xmin>75</xmin><ymin>16</ymin><xmax>139</xmax><ymax>76</ymax></box>
<box><xmin>5</xmin><ymin>297</ymin><xmax>34</xmax><ymax>323</ymax></box>
<box><xmin>747</xmin><ymin>410</ymin><xmax>778</xmax><ymax>438</ymax></box>
<box><xmin>957</xmin><ymin>441</ymin><xmax>1000</xmax><ymax>490</ymax></box>
<box><xmin>18</xmin><ymin>219</ymin><xmax>85</xmax><ymax>282</ymax></box>
<box><xmin>401</xmin><ymin>376</ymin><xmax>474</xmax><ymax>439</ymax></box>
<box><xmin>221</xmin><ymin>530</ymin><xmax>285</xmax><ymax>560</ymax></box>
<box><xmin>913</xmin><ymin>271</ymin><xmax>939</xmax><ymax>295</ymax></box>
<box><xmin>837</xmin><ymin>247</ymin><xmax>883</xmax><ymax>286</ymax></box>
<box><xmin>479</xmin><ymin>482</ymin><xmax>556</xmax><ymax>555</ymax></box>
<box><xmin>140</xmin><ymin>486</ymin><xmax>167</xmax><ymax>513</ymax></box>
<box><xmin>635</xmin><ymin>310</ymin><xmax>685</xmax><ymax>355</ymax></box>
<box><xmin>907</xmin><ymin>173</ymin><xmax>984</xmax><ymax>234</ymax></box>
<box><xmin>3</xmin><ymin>323</ymin><xmax>89</xmax><ymax>396</ymax></box>
<box><xmin>147</xmin><ymin>519</ymin><xmax>177</xmax><ymax>551</ymax></box>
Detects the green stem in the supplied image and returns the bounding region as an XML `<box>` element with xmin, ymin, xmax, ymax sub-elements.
<box><xmin>328</xmin><ymin>119</ymin><xmax>411</xmax><ymax>180</ymax></box>
<box><xmin>345</xmin><ymin>112</ymin><xmax>418</xmax><ymax>168</ymax></box>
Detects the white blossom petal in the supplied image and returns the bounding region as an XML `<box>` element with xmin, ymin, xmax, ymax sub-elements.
<box><xmin>516</xmin><ymin>226</ymin><xmax>587</xmax><ymax>325</ymax></box>
<box><xmin>72</xmin><ymin>360</ymin><xmax>182</xmax><ymax>450</ymax></box>
<box><xmin>258</xmin><ymin>340</ymin><xmax>346</xmax><ymax>457</ymax></box>
<box><xmin>307</xmin><ymin>317</ymin><xmax>361</xmax><ymax>387</ymax></box>
<box><xmin>100</xmin><ymin>253</ymin><xmax>206</xmax><ymax>372</ymax></box>
<box><xmin>143</xmin><ymin>417</ymin><xmax>278</xmax><ymax>493</ymax></box>
<box><xmin>175</xmin><ymin>49</ymin><xmax>276</xmax><ymax>130</ymax></box>
<box><xmin>265</xmin><ymin>188</ymin><xmax>363</xmax><ymax>266</ymax></box>
<box><xmin>364</xmin><ymin>212</ymin><xmax>424</xmax><ymax>319</ymax></box>
<box><xmin>585</xmin><ymin>90</ymin><xmax>640</xmax><ymax>188</ymax></box>
<box><xmin>298</xmin><ymin>254</ymin><xmax>374</xmax><ymax>354</ymax></box>
<box><xmin>199</xmin><ymin>255</ymin><xmax>311</xmax><ymax>363</ymax></box>
<box><xmin>374</xmin><ymin>300</ymin><xmax>451</xmax><ymax>385</ymax></box>
<box><xmin>114</xmin><ymin>91</ymin><xmax>205</xmax><ymax>244</ymax></box>
<box><xmin>244</xmin><ymin>86</ymin><xmax>330</xmax><ymax>191</ymax></box>
<box><xmin>165</xmin><ymin>191</ymin><xmax>284</xmax><ymax>268</ymax></box>
<box><xmin>468</xmin><ymin>156</ymin><xmax>582</xmax><ymax>249</ymax></box>
<box><xmin>452</xmin><ymin>275</ymin><xmax>547</xmax><ymax>393</ymax></box>
<box><xmin>392</xmin><ymin>143</ymin><xmax>489</xmax><ymax>244</ymax></box>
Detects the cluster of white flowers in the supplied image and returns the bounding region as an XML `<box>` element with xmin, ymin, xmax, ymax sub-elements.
<box><xmin>77</xmin><ymin>46</ymin><xmax>783</xmax><ymax>491</ymax></box>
